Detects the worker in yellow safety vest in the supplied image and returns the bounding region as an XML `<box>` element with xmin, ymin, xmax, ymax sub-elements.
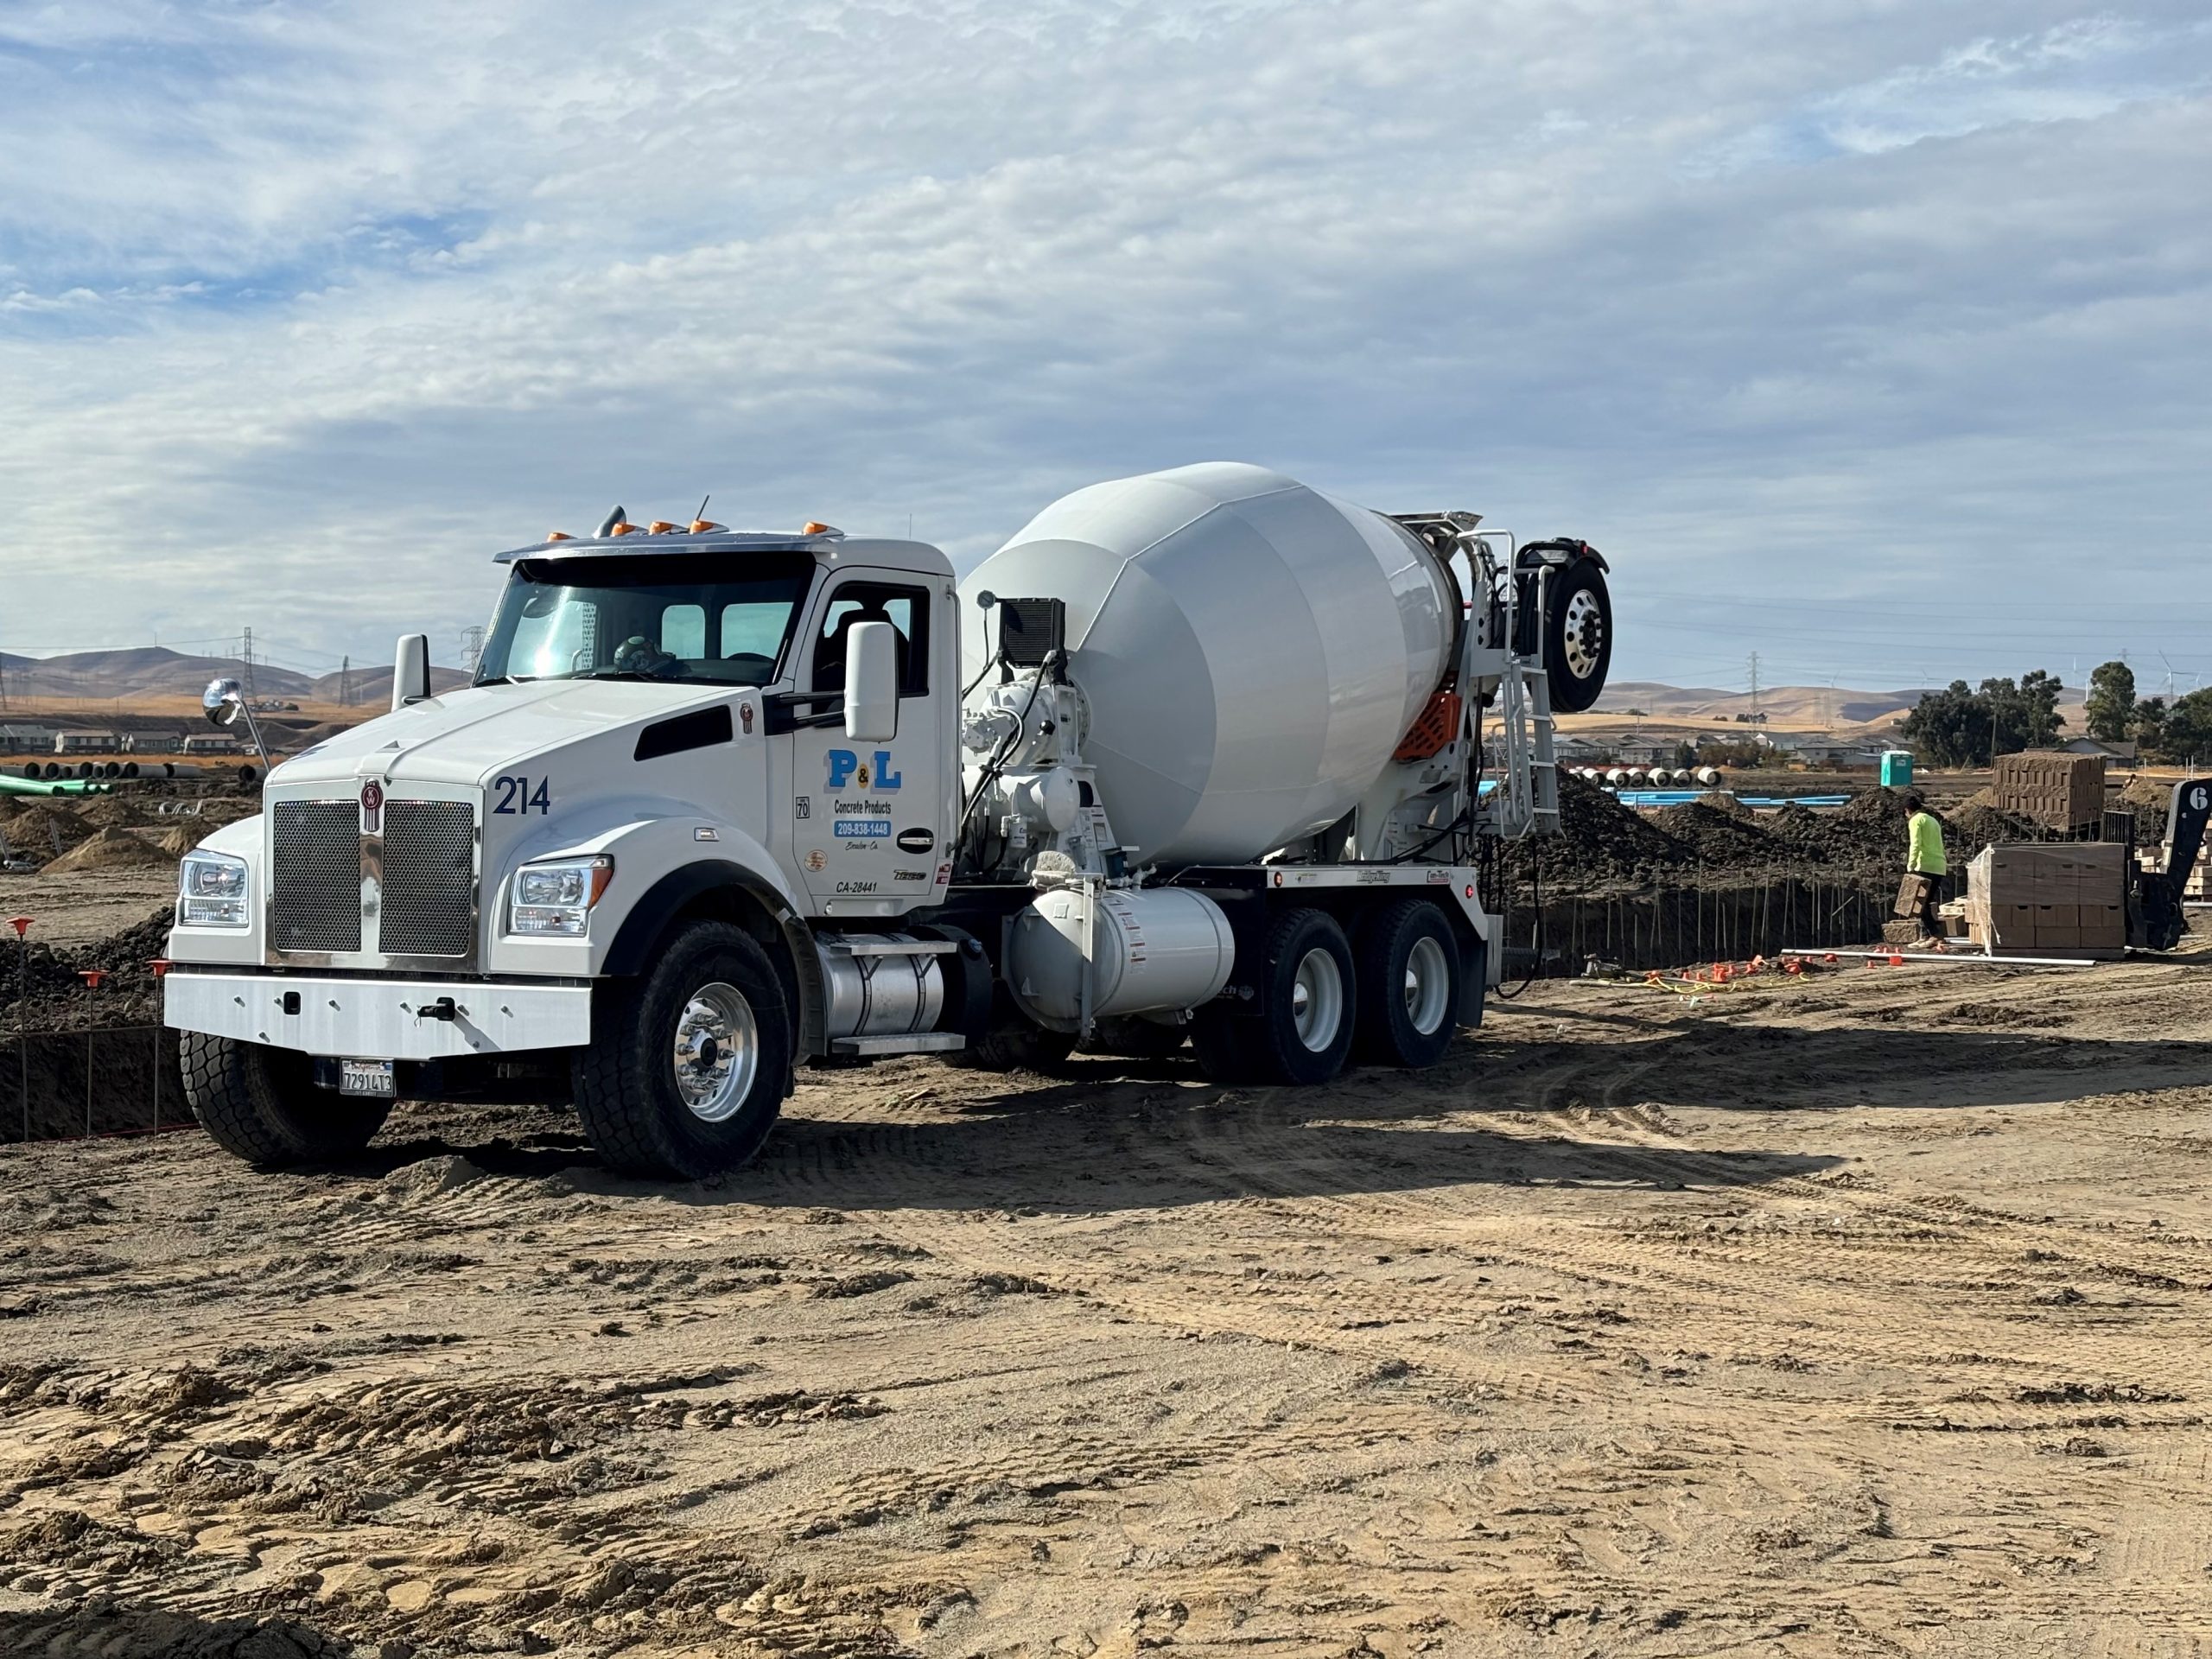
<box><xmin>1900</xmin><ymin>791</ymin><xmax>1948</xmax><ymax>939</ymax></box>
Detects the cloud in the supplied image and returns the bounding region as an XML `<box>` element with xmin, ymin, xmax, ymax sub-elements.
<box><xmin>1</xmin><ymin>1</ymin><xmax>2209</xmax><ymax>690</ymax></box>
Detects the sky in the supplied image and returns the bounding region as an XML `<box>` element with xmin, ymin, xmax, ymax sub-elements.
<box><xmin>2</xmin><ymin>1</ymin><xmax>2209</xmax><ymax>697</ymax></box>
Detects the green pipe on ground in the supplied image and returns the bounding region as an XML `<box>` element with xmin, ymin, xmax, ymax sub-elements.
<box><xmin>0</xmin><ymin>773</ymin><xmax>110</xmax><ymax>797</ymax></box>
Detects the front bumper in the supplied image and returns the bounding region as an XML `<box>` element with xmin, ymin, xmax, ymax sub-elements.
<box><xmin>165</xmin><ymin>970</ymin><xmax>592</xmax><ymax>1059</ymax></box>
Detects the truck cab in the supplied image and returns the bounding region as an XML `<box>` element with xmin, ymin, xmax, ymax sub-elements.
<box><xmin>168</xmin><ymin>523</ymin><xmax>977</xmax><ymax>1177</ymax></box>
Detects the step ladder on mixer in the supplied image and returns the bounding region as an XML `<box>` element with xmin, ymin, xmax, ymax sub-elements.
<box><xmin>1486</xmin><ymin>658</ymin><xmax>1560</xmax><ymax>840</ymax></box>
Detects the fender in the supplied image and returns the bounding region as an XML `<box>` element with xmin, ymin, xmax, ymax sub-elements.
<box><xmin>602</xmin><ymin>859</ymin><xmax>829</xmax><ymax>1058</ymax></box>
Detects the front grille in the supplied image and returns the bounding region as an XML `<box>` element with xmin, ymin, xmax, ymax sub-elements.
<box><xmin>380</xmin><ymin>800</ymin><xmax>477</xmax><ymax>958</ymax></box>
<box><xmin>271</xmin><ymin>801</ymin><xmax>361</xmax><ymax>953</ymax></box>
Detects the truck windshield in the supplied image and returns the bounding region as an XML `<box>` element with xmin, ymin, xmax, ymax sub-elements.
<box><xmin>475</xmin><ymin>554</ymin><xmax>816</xmax><ymax>687</ymax></box>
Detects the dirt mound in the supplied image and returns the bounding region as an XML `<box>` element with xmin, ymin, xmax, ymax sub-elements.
<box><xmin>1650</xmin><ymin>801</ymin><xmax>1785</xmax><ymax>867</ymax></box>
<box><xmin>71</xmin><ymin>795</ymin><xmax>156</xmax><ymax>830</ymax></box>
<box><xmin>1947</xmin><ymin>801</ymin><xmax>2044</xmax><ymax>855</ymax></box>
<box><xmin>43</xmin><ymin>826</ymin><xmax>179</xmax><ymax>873</ymax></box>
<box><xmin>1696</xmin><ymin>790</ymin><xmax>1758</xmax><ymax>819</ymax></box>
<box><xmin>2120</xmin><ymin>773</ymin><xmax>2175</xmax><ymax>841</ymax></box>
<box><xmin>1497</xmin><ymin>772</ymin><xmax>1685</xmax><ymax>888</ymax></box>
<box><xmin>2</xmin><ymin>907</ymin><xmax>173</xmax><ymax>1031</ymax></box>
<box><xmin>0</xmin><ymin>799</ymin><xmax>93</xmax><ymax>866</ymax></box>
<box><xmin>1497</xmin><ymin>779</ymin><xmax>1944</xmax><ymax>890</ymax></box>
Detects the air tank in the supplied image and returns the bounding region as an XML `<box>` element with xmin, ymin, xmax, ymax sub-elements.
<box><xmin>960</xmin><ymin>463</ymin><xmax>1456</xmax><ymax>868</ymax></box>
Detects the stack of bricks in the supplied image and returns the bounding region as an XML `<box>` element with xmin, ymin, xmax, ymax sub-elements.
<box><xmin>1992</xmin><ymin>751</ymin><xmax>2107</xmax><ymax>833</ymax></box>
<box><xmin>1967</xmin><ymin>842</ymin><xmax>2129</xmax><ymax>957</ymax></box>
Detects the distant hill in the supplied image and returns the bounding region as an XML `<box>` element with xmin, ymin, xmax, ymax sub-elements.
<box><xmin>1591</xmin><ymin>680</ymin><xmax>2088</xmax><ymax>735</ymax></box>
<box><xmin>0</xmin><ymin>646</ymin><xmax>461</xmax><ymax>707</ymax></box>
<box><xmin>312</xmin><ymin>665</ymin><xmax>474</xmax><ymax>703</ymax></box>
<box><xmin>1594</xmin><ymin>681</ymin><xmax>1937</xmax><ymax>725</ymax></box>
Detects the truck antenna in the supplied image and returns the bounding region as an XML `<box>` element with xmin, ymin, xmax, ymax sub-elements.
<box><xmin>596</xmin><ymin>505</ymin><xmax>626</xmax><ymax>537</ymax></box>
<box><xmin>695</xmin><ymin>494</ymin><xmax>710</xmax><ymax>523</ymax></box>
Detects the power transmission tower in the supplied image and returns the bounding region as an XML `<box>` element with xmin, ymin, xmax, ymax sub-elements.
<box><xmin>240</xmin><ymin>626</ymin><xmax>257</xmax><ymax>702</ymax></box>
<box><xmin>1746</xmin><ymin>652</ymin><xmax>1761</xmax><ymax>716</ymax></box>
<box><xmin>339</xmin><ymin>655</ymin><xmax>351</xmax><ymax>708</ymax></box>
<box><xmin>461</xmin><ymin>626</ymin><xmax>486</xmax><ymax>676</ymax></box>
<box><xmin>0</xmin><ymin>652</ymin><xmax>9</xmax><ymax>712</ymax></box>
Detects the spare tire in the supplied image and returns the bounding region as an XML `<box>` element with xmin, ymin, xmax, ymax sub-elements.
<box><xmin>1544</xmin><ymin>559</ymin><xmax>1612</xmax><ymax>714</ymax></box>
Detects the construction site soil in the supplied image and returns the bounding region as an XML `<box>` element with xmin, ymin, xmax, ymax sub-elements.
<box><xmin>3</xmin><ymin>938</ymin><xmax>2209</xmax><ymax>1656</ymax></box>
<box><xmin>1492</xmin><ymin>778</ymin><xmax>2042</xmax><ymax>895</ymax></box>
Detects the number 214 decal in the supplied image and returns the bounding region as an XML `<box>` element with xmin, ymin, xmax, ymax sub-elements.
<box><xmin>493</xmin><ymin>775</ymin><xmax>552</xmax><ymax>815</ymax></box>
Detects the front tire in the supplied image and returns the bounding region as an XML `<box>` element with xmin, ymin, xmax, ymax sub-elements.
<box><xmin>1352</xmin><ymin>899</ymin><xmax>1460</xmax><ymax>1068</ymax></box>
<box><xmin>572</xmin><ymin>921</ymin><xmax>793</xmax><ymax>1179</ymax></box>
<box><xmin>181</xmin><ymin>1033</ymin><xmax>391</xmax><ymax>1167</ymax></box>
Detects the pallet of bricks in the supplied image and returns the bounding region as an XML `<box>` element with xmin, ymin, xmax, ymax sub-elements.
<box><xmin>1965</xmin><ymin>842</ymin><xmax>2128</xmax><ymax>958</ymax></box>
<box><xmin>1992</xmin><ymin>751</ymin><xmax>2106</xmax><ymax>832</ymax></box>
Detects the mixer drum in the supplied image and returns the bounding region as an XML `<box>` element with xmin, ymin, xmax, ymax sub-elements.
<box><xmin>960</xmin><ymin>463</ymin><xmax>1456</xmax><ymax>868</ymax></box>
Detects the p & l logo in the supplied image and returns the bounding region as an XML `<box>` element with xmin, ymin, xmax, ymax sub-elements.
<box><xmin>825</xmin><ymin>749</ymin><xmax>904</xmax><ymax>791</ymax></box>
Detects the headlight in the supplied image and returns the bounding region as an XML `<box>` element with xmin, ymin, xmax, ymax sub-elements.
<box><xmin>508</xmin><ymin>855</ymin><xmax>613</xmax><ymax>938</ymax></box>
<box><xmin>179</xmin><ymin>849</ymin><xmax>251</xmax><ymax>929</ymax></box>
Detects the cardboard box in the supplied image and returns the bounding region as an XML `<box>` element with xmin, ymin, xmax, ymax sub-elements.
<box><xmin>2032</xmin><ymin>905</ymin><xmax>2079</xmax><ymax>929</ymax></box>
<box><xmin>2034</xmin><ymin>926</ymin><xmax>2082</xmax><ymax>949</ymax></box>
<box><xmin>2079</xmin><ymin>904</ymin><xmax>2126</xmax><ymax>945</ymax></box>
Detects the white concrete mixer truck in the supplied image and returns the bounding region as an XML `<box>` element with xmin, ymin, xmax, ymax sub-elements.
<box><xmin>163</xmin><ymin>463</ymin><xmax>1614</xmax><ymax>1178</ymax></box>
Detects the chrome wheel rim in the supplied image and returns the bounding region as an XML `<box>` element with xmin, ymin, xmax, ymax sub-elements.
<box><xmin>671</xmin><ymin>982</ymin><xmax>759</xmax><ymax>1123</ymax></box>
<box><xmin>1402</xmin><ymin>935</ymin><xmax>1452</xmax><ymax>1036</ymax></box>
<box><xmin>1288</xmin><ymin>947</ymin><xmax>1344</xmax><ymax>1053</ymax></box>
<box><xmin>1561</xmin><ymin>588</ymin><xmax>1605</xmax><ymax>680</ymax></box>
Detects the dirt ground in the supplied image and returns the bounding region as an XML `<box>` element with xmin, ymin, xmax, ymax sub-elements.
<box><xmin>0</xmin><ymin>870</ymin><xmax>179</xmax><ymax>950</ymax></box>
<box><xmin>4</xmin><ymin>946</ymin><xmax>2212</xmax><ymax>1658</ymax></box>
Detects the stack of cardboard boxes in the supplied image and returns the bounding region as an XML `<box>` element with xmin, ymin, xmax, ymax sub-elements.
<box><xmin>1992</xmin><ymin>752</ymin><xmax>2107</xmax><ymax>833</ymax></box>
<box><xmin>1966</xmin><ymin>842</ymin><xmax>2128</xmax><ymax>958</ymax></box>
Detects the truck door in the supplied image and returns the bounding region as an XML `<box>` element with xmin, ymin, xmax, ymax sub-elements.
<box><xmin>790</xmin><ymin>575</ymin><xmax>947</xmax><ymax>911</ymax></box>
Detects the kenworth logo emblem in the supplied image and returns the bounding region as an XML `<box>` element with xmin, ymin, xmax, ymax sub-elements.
<box><xmin>359</xmin><ymin>779</ymin><xmax>385</xmax><ymax>833</ymax></box>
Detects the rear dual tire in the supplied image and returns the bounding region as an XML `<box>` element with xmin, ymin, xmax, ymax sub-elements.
<box><xmin>1193</xmin><ymin>907</ymin><xmax>1357</xmax><ymax>1086</ymax></box>
<box><xmin>1351</xmin><ymin>898</ymin><xmax>1461</xmax><ymax>1069</ymax></box>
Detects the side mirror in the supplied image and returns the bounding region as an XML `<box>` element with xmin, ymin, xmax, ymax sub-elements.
<box><xmin>842</xmin><ymin>620</ymin><xmax>899</xmax><ymax>743</ymax></box>
<box><xmin>392</xmin><ymin>633</ymin><xmax>431</xmax><ymax>711</ymax></box>
<box><xmin>202</xmin><ymin>677</ymin><xmax>245</xmax><ymax>728</ymax></box>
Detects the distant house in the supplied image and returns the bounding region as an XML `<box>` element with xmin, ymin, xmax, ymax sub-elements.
<box><xmin>181</xmin><ymin>733</ymin><xmax>246</xmax><ymax>755</ymax></box>
<box><xmin>0</xmin><ymin>722</ymin><xmax>59</xmax><ymax>753</ymax></box>
<box><xmin>54</xmin><ymin>730</ymin><xmax>123</xmax><ymax>754</ymax></box>
<box><xmin>1611</xmin><ymin>737</ymin><xmax>1683</xmax><ymax>768</ymax></box>
<box><xmin>2061</xmin><ymin>736</ymin><xmax>2138</xmax><ymax>766</ymax></box>
<box><xmin>1767</xmin><ymin>732</ymin><xmax>1882</xmax><ymax>768</ymax></box>
<box><xmin>125</xmin><ymin>732</ymin><xmax>183</xmax><ymax>754</ymax></box>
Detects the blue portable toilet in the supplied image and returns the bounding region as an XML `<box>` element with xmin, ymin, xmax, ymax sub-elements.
<box><xmin>1879</xmin><ymin>749</ymin><xmax>1914</xmax><ymax>787</ymax></box>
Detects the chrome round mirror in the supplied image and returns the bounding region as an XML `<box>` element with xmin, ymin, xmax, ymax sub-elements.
<box><xmin>202</xmin><ymin>677</ymin><xmax>244</xmax><ymax>727</ymax></box>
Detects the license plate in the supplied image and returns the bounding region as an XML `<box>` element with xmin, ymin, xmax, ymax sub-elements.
<box><xmin>340</xmin><ymin>1058</ymin><xmax>396</xmax><ymax>1098</ymax></box>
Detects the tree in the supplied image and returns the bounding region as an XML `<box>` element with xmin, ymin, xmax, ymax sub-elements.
<box><xmin>2084</xmin><ymin>660</ymin><xmax>2136</xmax><ymax>742</ymax></box>
<box><xmin>2146</xmin><ymin>688</ymin><xmax>2212</xmax><ymax>765</ymax></box>
<box><xmin>1899</xmin><ymin>680</ymin><xmax>1988</xmax><ymax>766</ymax></box>
<box><xmin>1897</xmin><ymin>669</ymin><xmax>2066</xmax><ymax>766</ymax></box>
<box><xmin>2135</xmin><ymin>696</ymin><xmax>2168</xmax><ymax>760</ymax></box>
<box><xmin>2014</xmin><ymin>669</ymin><xmax>2065</xmax><ymax>748</ymax></box>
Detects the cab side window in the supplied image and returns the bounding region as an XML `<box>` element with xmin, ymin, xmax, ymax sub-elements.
<box><xmin>810</xmin><ymin>582</ymin><xmax>930</xmax><ymax>696</ymax></box>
